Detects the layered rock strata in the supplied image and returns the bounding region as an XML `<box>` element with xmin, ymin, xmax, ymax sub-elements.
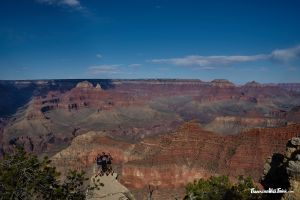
<box><xmin>50</xmin><ymin>122</ymin><xmax>300</xmax><ymax>194</ymax></box>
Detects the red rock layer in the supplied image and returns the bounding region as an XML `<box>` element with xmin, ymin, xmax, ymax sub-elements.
<box><xmin>50</xmin><ymin>132</ymin><xmax>136</xmax><ymax>175</ymax></box>
<box><xmin>30</xmin><ymin>80</ymin><xmax>296</xmax><ymax>116</ymax></box>
<box><xmin>121</xmin><ymin>123</ymin><xmax>300</xmax><ymax>189</ymax></box>
<box><xmin>47</xmin><ymin>122</ymin><xmax>300</xmax><ymax>192</ymax></box>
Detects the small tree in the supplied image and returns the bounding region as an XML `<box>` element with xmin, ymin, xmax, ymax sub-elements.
<box><xmin>0</xmin><ymin>147</ymin><xmax>99</xmax><ymax>200</ymax></box>
<box><xmin>184</xmin><ymin>175</ymin><xmax>262</xmax><ymax>200</ymax></box>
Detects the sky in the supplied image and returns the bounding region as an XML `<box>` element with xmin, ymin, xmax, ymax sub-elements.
<box><xmin>1</xmin><ymin>0</ymin><xmax>300</xmax><ymax>83</ymax></box>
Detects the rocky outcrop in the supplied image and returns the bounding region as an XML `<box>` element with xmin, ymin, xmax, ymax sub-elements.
<box><xmin>76</xmin><ymin>81</ymin><xmax>94</xmax><ymax>88</ymax></box>
<box><xmin>282</xmin><ymin>137</ymin><xmax>300</xmax><ymax>200</ymax></box>
<box><xmin>211</xmin><ymin>79</ymin><xmax>235</xmax><ymax>87</ymax></box>
<box><xmin>95</xmin><ymin>83</ymin><xmax>102</xmax><ymax>90</ymax></box>
<box><xmin>261</xmin><ymin>137</ymin><xmax>300</xmax><ymax>200</ymax></box>
<box><xmin>86</xmin><ymin>172</ymin><xmax>134</xmax><ymax>200</ymax></box>
<box><xmin>244</xmin><ymin>81</ymin><xmax>262</xmax><ymax>87</ymax></box>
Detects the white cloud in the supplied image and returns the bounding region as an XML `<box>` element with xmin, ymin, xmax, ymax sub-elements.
<box><xmin>37</xmin><ymin>0</ymin><xmax>81</xmax><ymax>8</ymax></box>
<box><xmin>151</xmin><ymin>44</ymin><xmax>300</xmax><ymax>68</ymax></box>
<box><xmin>270</xmin><ymin>45</ymin><xmax>300</xmax><ymax>62</ymax></box>
<box><xmin>96</xmin><ymin>54</ymin><xmax>103</xmax><ymax>59</ymax></box>
<box><xmin>151</xmin><ymin>54</ymin><xmax>267</xmax><ymax>67</ymax></box>
<box><xmin>199</xmin><ymin>66</ymin><xmax>216</xmax><ymax>70</ymax></box>
<box><xmin>62</xmin><ymin>0</ymin><xmax>80</xmax><ymax>7</ymax></box>
<box><xmin>88</xmin><ymin>65</ymin><xmax>121</xmax><ymax>75</ymax></box>
<box><xmin>128</xmin><ymin>63</ymin><xmax>142</xmax><ymax>67</ymax></box>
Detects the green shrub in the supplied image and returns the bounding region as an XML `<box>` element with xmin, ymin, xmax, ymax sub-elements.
<box><xmin>0</xmin><ymin>147</ymin><xmax>99</xmax><ymax>200</ymax></box>
<box><xmin>184</xmin><ymin>175</ymin><xmax>262</xmax><ymax>200</ymax></box>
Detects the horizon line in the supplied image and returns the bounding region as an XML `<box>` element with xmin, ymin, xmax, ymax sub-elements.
<box><xmin>1</xmin><ymin>78</ymin><xmax>300</xmax><ymax>85</ymax></box>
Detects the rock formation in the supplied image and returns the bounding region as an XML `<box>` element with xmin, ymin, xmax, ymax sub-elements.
<box><xmin>48</xmin><ymin>122</ymin><xmax>300</xmax><ymax>199</ymax></box>
<box><xmin>76</xmin><ymin>81</ymin><xmax>94</xmax><ymax>88</ymax></box>
<box><xmin>282</xmin><ymin>137</ymin><xmax>300</xmax><ymax>200</ymax></box>
<box><xmin>86</xmin><ymin>172</ymin><xmax>134</xmax><ymax>200</ymax></box>
<box><xmin>1</xmin><ymin>79</ymin><xmax>300</xmax><ymax>199</ymax></box>
<box><xmin>262</xmin><ymin>137</ymin><xmax>300</xmax><ymax>200</ymax></box>
<box><xmin>211</xmin><ymin>79</ymin><xmax>235</xmax><ymax>87</ymax></box>
<box><xmin>121</xmin><ymin>123</ymin><xmax>300</xmax><ymax>189</ymax></box>
<box><xmin>244</xmin><ymin>81</ymin><xmax>262</xmax><ymax>87</ymax></box>
<box><xmin>0</xmin><ymin>79</ymin><xmax>299</xmax><ymax>161</ymax></box>
<box><xmin>95</xmin><ymin>83</ymin><xmax>102</xmax><ymax>90</ymax></box>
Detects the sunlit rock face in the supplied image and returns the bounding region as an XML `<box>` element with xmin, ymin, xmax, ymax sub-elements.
<box><xmin>76</xmin><ymin>81</ymin><xmax>94</xmax><ymax>88</ymax></box>
<box><xmin>48</xmin><ymin>121</ymin><xmax>300</xmax><ymax>192</ymax></box>
<box><xmin>50</xmin><ymin>131</ymin><xmax>137</xmax><ymax>175</ymax></box>
<box><xmin>121</xmin><ymin>123</ymin><xmax>300</xmax><ymax>189</ymax></box>
<box><xmin>86</xmin><ymin>172</ymin><xmax>132</xmax><ymax>200</ymax></box>
<box><xmin>122</xmin><ymin>164</ymin><xmax>213</xmax><ymax>189</ymax></box>
<box><xmin>211</xmin><ymin>79</ymin><xmax>235</xmax><ymax>88</ymax></box>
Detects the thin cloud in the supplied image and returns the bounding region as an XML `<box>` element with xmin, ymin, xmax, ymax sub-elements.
<box><xmin>88</xmin><ymin>65</ymin><xmax>121</xmax><ymax>75</ymax></box>
<box><xmin>151</xmin><ymin>44</ymin><xmax>300</xmax><ymax>68</ymax></box>
<box><xmin>96</xmin><ymin>54</ymin><xmax>103</xmax><ymax>59</ymax></box>
<box><xmin>128</xmin><ymin>63</ymin><xmax>142</xmax><ymax>67</ymax></box>
<box><xmin>199</xmin><ymin>66</ymin><xmax>216</xmax><ymax>70</ymax></box>
<box><xmin>36</xmin><ymin>0</ymin><xmax>81</xmax><ymax>8</ymax></box>
<box><xmin>151</xmin><ymin>55</ymin><xmax>267</xmax><ymax>67</ymax></box>
<box><xmin>15</xmin><ymin>67</ymin><xmax>30</xmax><ymax>73</ymax></box>
<box><xmin>270</xmin><ymin>45</ymin><xmax>300</xmax><ymax>62</ymax></box>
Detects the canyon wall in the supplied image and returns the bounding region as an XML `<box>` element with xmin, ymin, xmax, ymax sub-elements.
<box><xmin>2</xmin><ymin>80</ymin><xmax>300</xmax><ymax>158</ymax></box>
<box><xmin>48</xmin><ymin>122</ymin><xmax>300</xmax><ymax>192</ymax></box>
<box><xmin>121</xmin><ymin>123</ymin><xmax>300</xmax><ymax>189</ymax></box>
<box><xmin>1</xmin><ymin>79</ymin><xmax>300</xmax><ymax>199</ymax></box>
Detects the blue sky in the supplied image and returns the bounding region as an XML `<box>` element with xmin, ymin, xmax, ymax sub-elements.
<box><xmin>1</xmin><ymin>0</ymin><xmax>300</xmax><ymax>83</ymax></box>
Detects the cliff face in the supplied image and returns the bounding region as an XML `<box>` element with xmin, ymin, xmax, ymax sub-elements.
<box><xmin>204</xmin><ymin>116</ymin><xmax>286</xmax><ymax>135</ymax></box>
<box><xmin>1</xmin><ymin>79</ymin><xmax>300</xmax><ymax>118</ymax></box>
<box><xmin>48</xmin><ymin>122</ymin><xmax>300</xmax><ymax>193</ymax></box>
<box><xmin>2</xmin><ymin>80</ymin><xmax>300</xmax><ymax>158</ymax></box>
<box><xmin>17</xmin><ymin>80</ymin><xmax>300</xmax><ymax>118</ymax></box>
<box><xmin>1</xmin><ymin>80</ymin><xmax>300</xmax><ymax>199</ymax></box>
<box><xmin>50</xmin><ymin>131</ymin><xmax>136</xmax><ymax>175</ymax></box>
<box><xmin>121</xmin><ymin>123</ymin><xmax>300</xmax><ymax>189</ymax></box>
<box><xmin>283</xmin><ymin>138</ymin><xmax>300</xmax><ymax>200</ymax></box>
<box><xmin>262</xmin><ymin>137</ymin><xmax>300</xmax><ymax>200</ymax></box>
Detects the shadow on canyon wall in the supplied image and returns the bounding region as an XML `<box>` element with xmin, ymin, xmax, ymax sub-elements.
<box><xmin>0</xmin><ymin>79</ymin><xmax>115</xmax><ymax>118</ymax></box>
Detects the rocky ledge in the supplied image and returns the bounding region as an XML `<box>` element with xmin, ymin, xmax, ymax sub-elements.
<box><xmin>262</xmin><ymin>137</ymin><xmax>300</xmax><ymax>200</ymax></box>
<box><xmin>283</xmin><ymin>137</ymin><xmax>300</xmax><ymax>200</ymax></box>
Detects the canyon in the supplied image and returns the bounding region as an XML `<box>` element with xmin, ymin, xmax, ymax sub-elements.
<box><xmin>49</xmin><ymin>122</ymin><xmax>300</xmax><ymax>199</ymax></box>
<box><xmin>1</xmin><ymin>79</ymin><xmax>300</xmax><ymax>199</ymax></box>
